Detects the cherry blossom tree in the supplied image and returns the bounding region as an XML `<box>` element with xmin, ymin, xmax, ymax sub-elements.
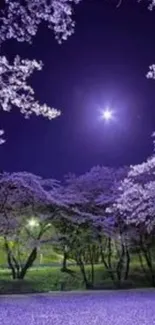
<box><xmin>0</xmin><ymin>129</ymin><xmax>5</xmax><ymax>144</ymax></box>
<box><xmin>0</xmin><ymin>55</ymin><xmax>61</xmax><ymax>120</ymax></box>
<box><xmin>116</xmin><ymin>0</ymin><xmax>155</xmax><ymax>91</ymax></box>
<box><xmin>146</xmin><ymin>63</ymin><xmax>155</xmax><ymax>90</ymax></box>
<box><xmin>0</xmin><ymin>171</ymin><xmax>64</xmax><ymax>279</ymax></box>
<box><xmin>58</xmin><ymin>166</ymin><xmax>128</xmax><ymax>288</ymax></box>
<box><xmin>108</xmin><ymin>143</ymin><xmax>155</xmax><ymax>286</ymax></box>
<box><xmin>114</xmin><ymin>155</ymin><xmax>155</xmax><ymax>234</ymax></box>
<box><xmin>0</xmin><ymin>0</ymin><xmax>81</xmax><ymax>143</ymax></box>
<box><xmin>117</xmin><ymin>0</ymin><xmax>155</xmax><ymax>10</ymax></box>
<box><xmin>38</xmin><ymin>179</ymin><xmax>86</xmax><ymax>275</ymax></box>
<box><xmin>65</xmin><ymin>166</ymin><xmax>128</xmax><ymax>208</ymax></box>
<box><xmin>0</xmin><ymin>55</ymin><xmax>60</xmax><ymax>142</ymax></box>
<box><xmin>0</xmin><ymin>0</ymin><xmax>81</xmax><ymax>44</ymax></box>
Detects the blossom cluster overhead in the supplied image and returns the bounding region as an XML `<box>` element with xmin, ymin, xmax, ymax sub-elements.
<box><xmin>0</xmin><ymin>55</ymin><xmax>61</xmax><ymax>120</ymax></box>
<box><xmin>0</xmin><ymin>0</ymin><xmax>81</xmax><ymax>44</ymax></box>
<box><xmin>0</xmin><ymin>0</ymin><xmax>81</xmax><ymax>141</ymax></box>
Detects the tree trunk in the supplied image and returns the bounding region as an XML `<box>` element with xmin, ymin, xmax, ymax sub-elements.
<box><xmin>142</xmin><ymin>249</ymin><xmax>155</xmax><ymax>286</ymax></box>
<box><xmin>7</xmin><ymin>251</ymin><xmax>16</xmax><ymax>279</ymax></box>
<box><xmin>4</xmin><ymin>236</ymin><xmax>17</xmax><ymax>279</ymax></box>
<box><xmin>107</xmin><ymin>238</ymin><xmax>113</xmax><ymax>271</ymax></box>
<box><xmin>88</xmin><ymin>246</ymin><xmax>95</xmax><ymax>286</ymax></box>
<box><xmin>100</xmin><ymin>245</ymin><xmax>116</xmax><ymax>283</ymax></box>
<box><xmin>124</xmin><ymin>246</ymin><xmax>130</xmax><ymax>281</ymax></box>
<box><xmin>137</xmin><ymin>250</ymin><xmax>149</xmax><ymax>279</ymax></box>
<box><xmin>61</xmin><ymin>251</ymin><xmax>68</xmax><ymax>272</ymax></box>
<box><xmin>76</xmin><ymin>254</ymin><xmax>93</xmax><ymax>289</ymax></box>
<box><xmin>91</xmin><ymin>260</ymin><xmax>94</xmax><ymax>286</ymax></box>
<box><xmin>92</xmin><ymin>245</ymin><xmax>100</xmax><ymax>264</ymax></box>
<box><xmin>18</xmin><ymin>247</ymin><xmax>37</xmax><ymax>279</ymax></box>
<box><xmin>11</xmin><ymin>254</ymin><xmax>20</xmax><ymax>279</ymax></box>
<box><xmin>140</xmin><ymin>236</ymin><xmax>155</xmax><ymax>286</ymax></box>
<box><xmin>116</xmin><ymin>243</ymin><xmax>125</xmax><ymax>285</ymax></box>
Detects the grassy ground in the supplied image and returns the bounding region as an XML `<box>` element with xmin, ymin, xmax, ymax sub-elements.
<box><xmin>0</xmin><ymin>247</ymin><xmax>64</xmax><ymax>266</ymax></box>
<box><xmin>0</xmin><ymin>263</ymin><xmax>154</xmax><ymax>294</ymax></box>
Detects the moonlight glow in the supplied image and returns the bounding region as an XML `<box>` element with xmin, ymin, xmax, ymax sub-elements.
<box><xmin>101</xmin><ymin>109</ymin><xmax>113</xmax><ymax>121</ymax></box>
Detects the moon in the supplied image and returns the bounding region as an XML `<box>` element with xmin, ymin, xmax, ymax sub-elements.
<box><xmin>101</xmin><ymin>109</ymin><xmax>113</xmax><ymax>121</ymax></box>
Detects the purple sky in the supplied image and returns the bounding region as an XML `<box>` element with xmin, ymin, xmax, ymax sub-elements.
<box><xmin>0</xmin><ymin>0</ymin><xmax>155</xmax><ymax>179</ymax></box>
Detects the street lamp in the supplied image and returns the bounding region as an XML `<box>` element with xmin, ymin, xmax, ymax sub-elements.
<box><xmin>27</xmin><ymin>218</ymin><xmax>39</xmax><ymax>228</ymax></box>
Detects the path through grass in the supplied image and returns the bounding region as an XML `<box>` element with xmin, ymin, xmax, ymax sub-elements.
<box><xmin>0</xmin><ymin>290</ymin><xmax>155</xmax><ymax>325</ymax></box>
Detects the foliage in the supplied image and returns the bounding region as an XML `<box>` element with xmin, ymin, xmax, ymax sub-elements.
<box><xmin>0</xmin><ymin>0</ymin><xmax>81</xmax><ymax>45</ymax></box>
<box><xmin>138</xmin><ymin>0</ymin><xmax>155</xmax><ymax>11</ymax></box>
<box><xmin>0</xmin><ymin>0</ymin><xmax>81</xmax><ymax>142</ymax></box>
<box><xmin>0</xmin><ymin>171</ymin><xmax>63</xmax><ymax>279</ymax></box>
<box><xmin>0</xmin><ymin>161</ymin><xmax>155</xmax><ymax>287</ymax></box>
<box><xmin>0</xmin><ymin>55</ymin><xmax>61</xmax><ymax>120</ymax></box>
<box><xmin>49</xmin><ymin>166</ymin><xmax>129</xmax><ymax>288</ymax></box>
<box><xmin>111</xmin><ymin>154</ymin><xmax>155</xmax><ymax>234</ymax></box>
<box><xmin>0</xmin><ymin>262</ymin><xmax>154</xmax><ymax>294</ymax></box>
<box><xmin>0</xmin><ymin>129</ymin><xmax>5</xmax><ymax>144</ymax></box>
<box><xmin>106</xmin><ymin>147</ymin><xmax>155</xmax><ymax>286</ymax></box>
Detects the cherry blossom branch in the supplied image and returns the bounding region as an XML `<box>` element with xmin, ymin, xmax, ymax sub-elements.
<box><xmin>0</xmin><ymin>55</ymin><xmax>61</xmax><ymax>120</ymax></box>
<box><xmin>0</xmin><ymin>0</ymin><xmax>81</xmax><ymax>45</ymax></box>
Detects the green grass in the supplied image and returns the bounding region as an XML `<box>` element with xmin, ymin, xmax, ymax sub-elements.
<box><xmin>0</xmin><ymin>238</ymin><xmax>66</xmax><ymax>266</ymax></box>
<box><xmin>0</xmin><ymin>263</ymin><xmax>154</xmax><ymax>294</ymax></box>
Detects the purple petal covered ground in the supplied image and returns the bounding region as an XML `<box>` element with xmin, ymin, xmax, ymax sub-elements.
<box><xmin>0</xmin><ymin>290</ymin><xmax>155</xmax><ymax>325</ymax></box>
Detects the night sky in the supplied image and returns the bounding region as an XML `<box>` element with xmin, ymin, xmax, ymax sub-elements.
<box><xmin>1</xmin><ymin>0</ymin><xmax>155</xmax><ymax>179</ymax></box>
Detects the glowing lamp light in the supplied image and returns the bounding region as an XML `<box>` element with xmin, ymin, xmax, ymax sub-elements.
<box><xmin>27</xmin><ymin>218</ymin><xmax>39</xmax><ymax>228</ymax></box>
